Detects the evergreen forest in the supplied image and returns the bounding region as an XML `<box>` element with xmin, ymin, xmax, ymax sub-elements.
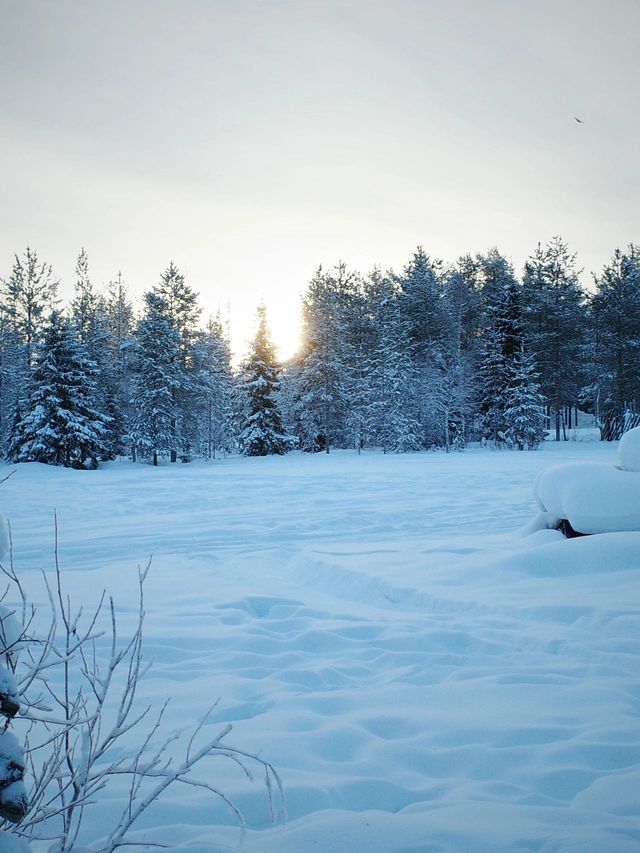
<box><xmin>2</xmin><ymin>238</ymin><xmax>639</xmax><ymax>467</ymax></box>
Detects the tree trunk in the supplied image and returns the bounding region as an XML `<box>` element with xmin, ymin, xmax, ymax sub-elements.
<box><xmin>444</xmin><ymin>407</ymin><xmax>450</xmax><ymax>453</ymax></box>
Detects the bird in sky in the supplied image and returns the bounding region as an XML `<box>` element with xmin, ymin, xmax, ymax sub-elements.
<box><xmin>574</xmin><ymin>117</ymin><xmax>584</xmax><ymax>124</ymax></box>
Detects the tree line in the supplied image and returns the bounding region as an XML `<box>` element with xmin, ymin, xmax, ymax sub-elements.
<box><xmin>1</xmin><ymin>238</ymin><xmax>639</xmax><ymax>466</ymax></box>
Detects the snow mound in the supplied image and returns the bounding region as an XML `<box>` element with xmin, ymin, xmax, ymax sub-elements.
<box><xmin>618</xmin><ymin>425</ymin><xmax>640</xmax><ymax>472</ymax></box>
<box><xmin>534</xmin><ymin>429</ymin><xmax>640</xmax><ymax>534</ymax></box>
<box><xmin>535</xmin><ymin>462</ymin><xmax>640</xmax><ymax>534</ymax></box>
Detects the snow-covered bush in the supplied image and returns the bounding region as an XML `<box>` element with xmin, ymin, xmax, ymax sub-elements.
<box><xmin>0</xmin><ymin>519</ymin><xmax>284</xmax><ymax>851</ymax></box>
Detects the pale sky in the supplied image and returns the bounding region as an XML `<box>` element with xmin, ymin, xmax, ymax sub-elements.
<box><xmin>1</xmin><ymin>0</ymin><xmax>639</xmax><ymax>359</ymax></box>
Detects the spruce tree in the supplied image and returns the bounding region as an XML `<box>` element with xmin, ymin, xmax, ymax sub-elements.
<box><xmin>192</xmin><ymin>315</ymin><xmax>236</xmax><ymax>458</ymax></box>
<box><xmin>477</xmin><ymin>251</ymin><xmax>525</xmax><ymax>445</ymax></box>
<box><xmin>296</xmin><ymin>266</ymin><xmax>351</xmax><ymax>452</ymax></box>
<box><xmin>1</xmin><ymin>247</ymin><xmax>58</xmax><ymax>370</ymax></box>
<box><xmin>70</xmin><ymin>248</ymin><xmax>103</xmax><ymax>346</ymax></box>
<box><xmin>369</xmin><ymin>283</ymin><xmax>422</xmax><ymax>453</ymax></box>
<box><xmin>523</xmin><ymin>237</ymin><xmax>586</xmax><ymax>440</ymax></box>
<box><xmin>128</xmin><ymin>293</ymin><xmax>181</xmax><ymax>465</ymax></box>
<box><xmin>103</xmin><ymin>273</ymin><xmax>135</xmax><ymax>458</ymax></box>
<box><xmin>589</xmin><ymin>246</ymin><xmax>640</xmax><ymax>437</ymax></box>
<box><xmin>342</xmin><ymin>271</ymin><xmax>376</xmax><ymax>452</ymax></box>
<box><xmin>238</xmin><ymin>304</ymin><xmax>292</xmax><ymax>456</ymax></box>
<box><xmin>153</xmin><ymin>262</ymin><xmax>202</xmax><ymax>460</ymax></box>
<box><xmin>154</xmin><ymin>261</ymin><xmax>201</xmax><ymax>363</ymax></box>
<box><xmin>0</xmin><ymin>310</ymin><xmax>22</xmax><ymax>456</ymax></box>
<box><xmin>395</xmin><ymin>248</ymin><xmax>451</xmax><ymax>446</ymax></box>
<box><xmin>70</xmin><ymin>248</ymin><xmax>115</xmax><ymax>454</ymax></box>
<box><xmin>501</xmin><ymin>345</ymin><xmax>547</xmax><ymax>450</ymax></box>
<box><xmin>436</xmin><ymin>267</ymin><xmax>481</xmax><ymax>449</ymax></box>
<box><xmin>397</xmin><ymin>247</ymin><xmax>447</xmax><ymax>357</ymax></box>
<box><xmin>9</xmin><ymin>311</ymin><xmax>108</xmax><ymax>468</ymax></box>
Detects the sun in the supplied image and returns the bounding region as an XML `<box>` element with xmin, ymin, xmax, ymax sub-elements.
<box><xmin>268</xmin><ymin>302</ymin><xmax>303</xmax><ymax>362</ymax></box>
<box><xmin>227</xmin><ymin>295</ymin><xmax>303</xmax><ymax>365</ymax></box>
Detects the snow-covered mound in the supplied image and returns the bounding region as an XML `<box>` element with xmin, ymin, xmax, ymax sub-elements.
<box><xmin>618</xmin><ymin>424</ymin><xmax>640</xmax><ymax>472</ymax></box>
<box><xmin>535</xmin><ymin>427</ymin><xmax>640</xmax><ymax>534</ymax></box>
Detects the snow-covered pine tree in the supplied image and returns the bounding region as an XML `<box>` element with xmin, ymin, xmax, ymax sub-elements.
<box><xmin>589</xmin><ymin>246</ymin><xmax>640</xmax><ymax>438</ymax></box>
<box><xmin>396</xmin><ymin>247</ymin><xmax>447</xmax><ymax>357</ymax></box>
<box><xmin>0</xmin><ymin>311</ymin><xmax>22</xmax><ymax>457</ymax></box>
<box><xmin>395</xmin><ymin>247</ymin><xmax>451</xmax><ymax>446</ymax></box>
<box><xmin>128</xmin><ymin>292</ymin><xmax>181</xmax><ymax>465</ymax></box>
<box><xmin>341</xmin><ymin>270</ymin><xmax>376</xmax><ymax>452</ymax></box>
<box><xmin>501</xmin><ymin>344</ymin><xmax>547</xmax><ymax>450</ymax></box>
<box><xmin>477</xmin><ymin>250</ymin><xmax>524</xmax><ymax>445</ymax></box>
<box><xmin>1</xmin><ymin>249</ymin><xmax>59</xmax><ymax>453</ymax></box>
<box><xmin>523</xmin><ymin>237</ymin><xmax>586</xmax><ymax>440</ymax></box>
<box><xmin>238</xmin><ymin>304</ymin><xmax>292</xmax><ymax>456</ymax></box>
<box><xmin>8</xmin><ymin>311</ymin><xmax>108</xmax><ymax>468</ymax></box>
<box><xmin>153</xmin><ymin>262</ymin><xmax>202</xmax><ymax>460</ymax></box>
<box><xmin>103</xmin><ymin>272</ymin><xmax>135</xmax><ymax>458</ymax></box>
<box><xmin>191</xmin><ymin>315</ymin><xmax>236</xmax><ymax>458</ymax></box>
<box><xmin>69</xmin><ymin>249</ymin><xmax>116</xmax><ymax>456</ymax></box>
<box><xmin>427</xmin><ymin>351</ymin><xmax>477</xmax><ymax>452</ymax></box>
<box><xmin>295</xmin><ymin>265</ymin><xmax>354</xmax><ymax>452</ymax></box>
<box><xmin>368</xmin><ymin>275</ymin><xmax>422</xmax><ymax>453</ymax></box>
<box><xmin>1</xmin><ymin>248</ymin><xmax>58</xmax><ymax>370</ymax></box>
<box><xmin>154</xmin><ymin>262</ymin><xmax>201</xmax><ymax>360</ymax></box>
<box><xmin>432</xmin><ymin>267</ymin><xmax>481</xmax><ymax>450</ymax></box>
<box><xmin>70</xmin><ymin>248</ymin><xmax>103</xmax><ymax>346</ymax></box>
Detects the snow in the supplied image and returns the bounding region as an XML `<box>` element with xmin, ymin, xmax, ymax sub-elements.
<box><xmin>0</xmin><ymin>667</ymin><xmax>19</xmax><ymax>707</ymax></box>
<box><xmin>534</xmin><ymin>427</ymin><xmax>640</xmax><ymax>533</ymax></box>
<box><xmin>0</xmin><ymin>514</ymin><xmax>9</xmax><ymax>560</ymax></box>
<box><xmin>618</xmin><ymin>425</ymin><xmax>640</xmax><ymax>471</ymax></box>
<box><xmin>1</xmin><ymin>441</ymin><xmax>639</xmax><ymax>852</ymax></box>
<box><xmin>0</xmin><ymin>732</ymin><xmax>24</xmax><ymax>769</ymax></box>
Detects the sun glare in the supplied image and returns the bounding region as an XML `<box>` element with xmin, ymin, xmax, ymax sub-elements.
<box><xmin>269</xmin><ymin>305</ymin><xmax>303</xmax><ymax>363</ymax></box>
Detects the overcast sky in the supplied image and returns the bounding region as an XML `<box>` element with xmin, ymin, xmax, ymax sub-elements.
<box><xmin>1</xmin><ymin>0</ymin><xmax>639</xmax><ymax>357</ymax></box>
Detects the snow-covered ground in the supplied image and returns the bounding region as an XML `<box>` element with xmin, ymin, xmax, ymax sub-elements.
<box><xmin>2</xmin><ymin>441</ymin><xmax>639</xmax><ymax>852</ymax></box>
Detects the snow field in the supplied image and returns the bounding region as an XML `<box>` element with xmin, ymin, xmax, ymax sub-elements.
<box><xmin>2</xmin><ymin>441</ymin><xmax>639</xmax><ymax>852</ymax></box>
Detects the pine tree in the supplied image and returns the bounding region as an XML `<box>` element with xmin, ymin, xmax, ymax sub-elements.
<box><xmin>0</xmin><ymin>310</ymin><xmax>22</xmax><ymax>456</ymax></box>
<box><xmin>436</xmin><ymin>267</ymin><xmax>481</xmax><ymax>449</ymax></box>
<box><xmin>397</xmin><ymin>247</ymin><xmax>447</xmax><ymax>357</ymax></box>
<box><xmin>395</xmin><ymin>248</ymin><xmax>453</xmax><ymax>446</ymax></box>
<box><xmin>153</xmin><ymin>262</ymin><xmax>202</xmax><ymax>460</ymax></box>
<box><xmin>1</xmin><ymin>248</ymin><xmax>58</xmax><ymax>370</ymax></box>
<box><xmin>296</xmin><ymin>266</ymin><xmax>352</xmax><ymax>452</ymax></box>
<box><xmin>369</xmin><ymin>282</ymin><xmax>422</xmax><ymax>453</ymax></box>
<box><xmin>128</xmin><ymin>293</ymin><xmax>181</xmax><ymax>465</ymax></box>
<box><xmin>238</xmin><ymin>305</ymin><xmax>292</xmax><ymax>456</ymax></box>
<box><xmin>192</xmin><ymin>315</ymin><xmax>236</xmax><ymax>458</ymax></box>
<box><xmin>523</xmin><ymin>237</ymin><xmax>586</xmax><ymax>440</ymax></box>
<box><xmin>70</xmin><ymin>248</ymin><xmax>102</xmax><ymax>346</ymax></box>
<box><xmin>341</xmin><ymin>271</ymin><xmax>376</xmax><ymax>452</ymax></box>
<box><xmin>8</xmin><ymin>311</ymin><xmax>108</xmax><ymax>468</ymax></box>
<box><xmin>477</xmin><ymin>251</ymin><xmax>524</xmax><ymax>444</ymax></box>
<box><xmin>69</xmin><ymin>248</ymin><xmax>115</xmax><ymax>455</ymax></box>
<box><xmin>154</xmin><ymin>261</ymin><xmax>201</xmax><ymax>363</ymax></box>
<box><xmin>501</xmin><ymin>345</ymin><xmax>546</xmax><ymax>450</ymax></box>
<box><xmin>103</xmin><ymin>273</ymin><xmax>135</xmax><ymax>458</ymax></box>
<box><xmin>589</xmin><ymin>246</ymin><xmax>640</xmax><ymax>437</ymax></box>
